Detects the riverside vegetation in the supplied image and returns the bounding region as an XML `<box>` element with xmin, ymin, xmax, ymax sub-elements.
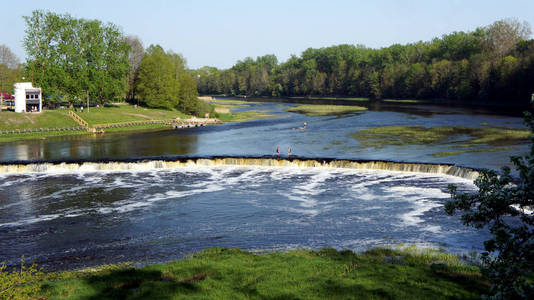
<box><xmin>192</xmin><ymin>19</ymin><xmax>534</xmax><ymax>107</ymax></box>
<box><xmin>351</xmin><ymin>125</ymin><xmax>531</xmax><ymax>156</ymax></box>
<box><xmin>286</xmin><ymin>104</ymin><xmax>367</xmax><ymax>116</ymax></box>
<box><xmin>0</xmin><ymin>104</ymin><xmax>193</xmax><ymax>142</ymax></box>
<box><xmin>1</xmin><ymin>246</ymin><xmax>488</xmax><ymax>299</ymax></box>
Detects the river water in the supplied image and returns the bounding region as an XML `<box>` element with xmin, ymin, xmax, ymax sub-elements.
<box><xmin>0</xmin><ymin>101</ymin><xmax>529</xmax><ymax>271</ymax></box>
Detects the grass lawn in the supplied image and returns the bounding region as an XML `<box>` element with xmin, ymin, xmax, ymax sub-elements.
<box><xmin>0</xmin><ymin>130</ymin><xmax>90</xmax><ymax>143</ymax></box>
<box><xmin>286</xmin><ymin>104</ymin><xmax>368</xmax><ymax>116</ymax></box>
<box><xmin>6</xmin><ymin>246</ymin><xmax>488</xmax><ymax>299</ymax></box>
<box><xmin>351</xmin><ymin>125</ymin><xmax>531</xmax><ymax>149</ymax></box>
<box><xmin>0</xmin><ymin>109</ymin><xmax>78</xmax><ymax>130</ymax></box>
<box><xmin>76</xmin><ymin>104</ymin><xmax>190</xmax><ymax>126</ymax></box>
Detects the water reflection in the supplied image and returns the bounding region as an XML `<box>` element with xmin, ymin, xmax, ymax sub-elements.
<box><xmin>0</xmin><ymin>131</ymin><xmax>199</xmax><ymax>161</ymax></box>
<box><xmin>0</xmin><ymin>101</ymin><xmax>528</xmax><ymax>171</ymax></box>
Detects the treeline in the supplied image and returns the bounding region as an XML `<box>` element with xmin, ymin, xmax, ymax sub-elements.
<box><xmin>192</xmin><ymin>19</ymin><xmax>534</xmax><ymax>106</ymax></box>
<box><xmin>16</xmin><ymin>10</ymin><xmax>208</xmax><ymax>116</ymax></box>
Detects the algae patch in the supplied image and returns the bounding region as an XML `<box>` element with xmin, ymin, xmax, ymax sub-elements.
<box><xmin>286</xmin><ymin>104</ymin><xmax>367</xmax><ymax>116</ymax></box>
<box><xmin>352</xmin><ymin>125</ymin><xmax>530</xmax><ymax>157</ymax></box>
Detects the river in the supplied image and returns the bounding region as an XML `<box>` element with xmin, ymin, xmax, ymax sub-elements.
<box><xmin>0</xmin><ymin>100</ymin><xmax>529</xmax><ymax>271</ymax></box>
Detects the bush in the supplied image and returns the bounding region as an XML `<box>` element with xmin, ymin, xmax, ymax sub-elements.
<box><xmin>0</xmin><ymin>257</ymin><xmax>43</xmax><ymax>299</ymax></box>
<box><xmin>446</xmin><ymin>112</ymin><xmax>534</xmax><ymax>299</ymax></box>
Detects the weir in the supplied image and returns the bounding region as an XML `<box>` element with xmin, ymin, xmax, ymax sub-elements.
<box><xmin>0</xmin><ymin>156</ymin><xmax>480</xmax><ymax>180</ymax></box>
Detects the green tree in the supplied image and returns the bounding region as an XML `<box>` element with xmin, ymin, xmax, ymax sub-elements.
<box><xmin>446</xmin><ymin>113</ymin><xmax>534</xmax><ymax>299</ymax></box>
<box><xmin>0</xmin><ymin>45</ymin><xmax>20</xmax><ymax>98</ymax></box>
<box><xmin>23</xmin><ymin>10</ymin><xmax>130</xmax><ymax>105</ymax></box>
<box><xmin>136</xmin><ymin>45</ymin><xmax>204</xmax><ymax>116</ymax></box>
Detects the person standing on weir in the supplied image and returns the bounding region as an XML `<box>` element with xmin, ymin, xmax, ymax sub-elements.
<box><xmin>276</xmin><ymin>146</ymin><xmax>280</xmax><ymax>157</ymax></box>
<box><xmin>288</xmin><ymin>147</ymin><xmax>292</xmax><ymax>157</ymax></box>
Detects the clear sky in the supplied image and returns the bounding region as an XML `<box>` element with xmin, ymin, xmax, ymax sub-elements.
<box><xmin>2</xmin><ymin>0</ymin><xmax>534</xmax><ymax>69</ymax></box>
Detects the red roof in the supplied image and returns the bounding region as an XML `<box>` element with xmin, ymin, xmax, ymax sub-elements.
<box><xmin>0</xmin><ymin>92</ymin><xmax>14</xmax><ymax>99</ymax></box>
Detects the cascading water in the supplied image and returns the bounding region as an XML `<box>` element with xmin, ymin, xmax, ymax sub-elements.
<box><xmin>0</xmin><ymin>156</ymin><xmax>487</xmax><ymax>272</ymax></box>
<box><xmin>0</xmin><ymin>156</ymin><xmax>480</xmax><ymax>180</ymax></box>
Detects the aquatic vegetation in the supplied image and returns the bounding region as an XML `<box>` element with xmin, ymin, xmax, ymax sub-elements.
<box><xmin>16</xmin><ymin>247</ymin><xmax>487</xmax><ymax>299</ymax></box>
<box><xmin>286</xmin><ymin>104</ymin><xmax>368</xmax><ymax>116</ymax></box>
<box><xmin>217</xmin><ymin>110</ymin><xmax>275</xmax><ymax>122</ymax></box>
<box><xmin>432</xmin><ymin>147</ymin><xmax>515</xmax><ymax>157</ymax></box>
<box><xmin>352</xmin><ymin>125</ymin><xmax>531</xmax><ymax>148</ymax></box>
<box><xmin>432</xmin><ymin>151</ymin><xmax>467</xmax><ymax>157</ymax></box>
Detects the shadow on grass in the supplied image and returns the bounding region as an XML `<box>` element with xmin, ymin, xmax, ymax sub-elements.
<box><xmin>80</xmin><ymin>268</ymin><xmax>202</xmax><ymax>299</ymax></box>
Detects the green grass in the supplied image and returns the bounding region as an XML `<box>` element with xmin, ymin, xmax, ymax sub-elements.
<box><xmin>217</xmin><ymin>110</ymin><xmax>275</xmax><ymax>122</ymax></box>
<box><xmin>0</xmin><ymin>130</ymin><xmax>90</xmax><ymax>143</ymax></box>
<box><xmin>432</xmin><ymin>151</ymin><xmax>468</xmax><ymax>157</ymax></box>
<box><xmin>289</xmin><ymin>96</ymin><xmax>370</xmax><ymax>101</ymax></box>
<box><xmin>8</xmin><ymin>247</ymin><xmax>488</xmax><ymax>299</ymax></box>
<box><xmin>352</xmin><ymin>125</ymin><xmax>531</xmax><ymax>148</ymax></box>
<box><xmin>287</xmin><ymin>96</ymin><xmax>427</xmax><ymax>104</ymax></box>
<box><xmin>383</xmin><ymin>99</ymin><xmax>425</xmax><ymax>104</ymax></box>
<box><xmin>0</xmin><ymin>109</ymin><xmax>78</xmax><ymax>130</ymax></box>
<box><xmin>102</xmin><ymin>123</ymin><xmax>171</xmax><ymax>133</ymax></box>
<box><xmin>286</xmin><ymin>104</ymin><xmax>368</xmax><ymax>116</ymax></box>
<box><xmin>76</xmin><ymin>104</ymin><xmax>190</xmax><ymax>126</ymax></box>
<box><xmin>210</xmin><ymin>99</ymin><xmax>260</xmax><ymax>106</ymax></box>
<box><xmin>0</xmin><ymin>104</ymin><xmax>195</xmax><ymax>142</ymax></box>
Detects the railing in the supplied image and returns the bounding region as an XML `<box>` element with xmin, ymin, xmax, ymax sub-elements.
<box><xmin>0</xmin><ymin>115</ymin><xmax>222</xmax><ymax>136</ymax></box>
<box><xmin>0</xmin><ymin>126</ymin><xmax>86</xmax><ymax>135</ymax></box>
<box><xmin>68</xmin><ymin>111</ymin><xmax>89</xmax><ymax>129</ymax></box>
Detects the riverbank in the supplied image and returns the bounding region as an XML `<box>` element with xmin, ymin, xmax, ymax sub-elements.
<box><xmin>3</xmin><ymin>246</ymin><xmax>488</xmax><ymax>299</ymax></box>
<box><xmin>208</xmin><ymin>95</ymin><xmax>533</xmax><ymax>116</ymax></box>
<box><xmin>0</xmin><ymin>103</ymin><xmax>215</xmax><ymax>143</ymax></box>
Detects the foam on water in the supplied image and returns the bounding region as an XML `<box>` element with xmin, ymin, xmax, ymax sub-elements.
<box><xmin>0</xmin><ymin>162</ymin><xmax>491</xmax><ymax>271</ymax></box>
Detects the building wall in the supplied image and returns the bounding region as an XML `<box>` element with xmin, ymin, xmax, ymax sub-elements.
<box><xmin>14</xmin><ymin>82</ymin><xmax>42</xmax><ymax>113</ymax></box>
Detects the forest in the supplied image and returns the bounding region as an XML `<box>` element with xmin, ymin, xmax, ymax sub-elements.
<box><xmin>191</xmin><ymin>19</ymin><xmax>534</xmax><ymax>106</ymax></box>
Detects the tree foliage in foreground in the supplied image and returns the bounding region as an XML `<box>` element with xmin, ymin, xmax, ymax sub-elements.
<box><xmin>193</xmin><ymin>18</ymin><xmax>534</xmax><ymax>106</ymax></box>
<box><xmin>136</xmin><ymin>45</ymin><xmax>211</xmax><ymax>117</ymax></box>
<box><xmin>23</xmin><ymin>10</ymin><xmax>130</xmax><ymax>104</ymax></box>
<box><xmin>446</xmin><ymin>112</ymin><xmax>534</xmax><ymax>299</ymax></box>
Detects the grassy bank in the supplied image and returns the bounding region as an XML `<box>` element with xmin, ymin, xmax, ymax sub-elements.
<box><xmin>352</xmin><ymin>125</ymin><xmax>531</xmax><ymax>150</ymax></box>
<box><xmin>3</xmin><ymin>246</ymin><xmax>488</xmax><ymax>299</ymax></box>
<box><xmin>0</xmin><ymin>104</ymin><xmax>196</xmax><ymax>143</ymax></box>
<box><xmin>0</xmin><ymin>130</ymin><xmax>90</xmax><ymax>143</ymax></box>
<box><xmin>0</xmin><ymin>110</ymin><xmax>78</xmax><ymax>130</ymax></box>
<box><xmin>74</xmin><ymin>103</ymin><xmax>190</xmax><ymax>127</ymax></box>
<box><xmin>286</xmin><ymin>104</ymin><xmax>368</xmax><ymax>116</ymax></box>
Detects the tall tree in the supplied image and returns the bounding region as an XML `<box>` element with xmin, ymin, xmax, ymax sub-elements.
<box><xmin>0</xmin><ymin>45</ymin><xmax>20</xmax><ymax>100</ymax></box>
<box><xmin>485</xmin><ymin>18</ymin><xmax>532</xmax><ymax>59</ymax></box>
<box><xmin>125</xmin><ymin>35</ymin><xmax>144</xmax><ymax>101</ymax></box>
<box><xmin>23</xmin><ymin>10</ymin><xmax>130</xmax><ymax>104</ymax></box>
<box><xmin>136</xmin><ymin>45</ymin><xmax>206</xmax><ymax>116</ymax></box>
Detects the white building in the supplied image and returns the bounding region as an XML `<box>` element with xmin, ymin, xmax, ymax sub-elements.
<box><xmin>14</xmin><ymin>82</ymin><xmax>42</xmax><ymax>113</ymax></box>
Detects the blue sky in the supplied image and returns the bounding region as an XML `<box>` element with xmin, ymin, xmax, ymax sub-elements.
<box><xmin>2</xmin><ymin>0</ymin><xmax>534</xmax><ymax>69</ymax></box>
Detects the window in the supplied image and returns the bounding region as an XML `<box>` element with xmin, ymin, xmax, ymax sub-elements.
<box><xmin>26</xmin><ymin>94</ymin><xmax>29</xmax><ymax>99</ymax></box>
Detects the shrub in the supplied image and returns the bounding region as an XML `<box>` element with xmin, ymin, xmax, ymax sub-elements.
<box><xmin>446</xmin><ymin>112</ymin><xmax>534</xmax><ymax>299</ymax></box>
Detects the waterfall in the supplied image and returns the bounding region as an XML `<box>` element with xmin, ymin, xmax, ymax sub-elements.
<box><xmin>0</xmin><ymin>156</ymin><xmax>480</xmax><ymax>180</ymax></box>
